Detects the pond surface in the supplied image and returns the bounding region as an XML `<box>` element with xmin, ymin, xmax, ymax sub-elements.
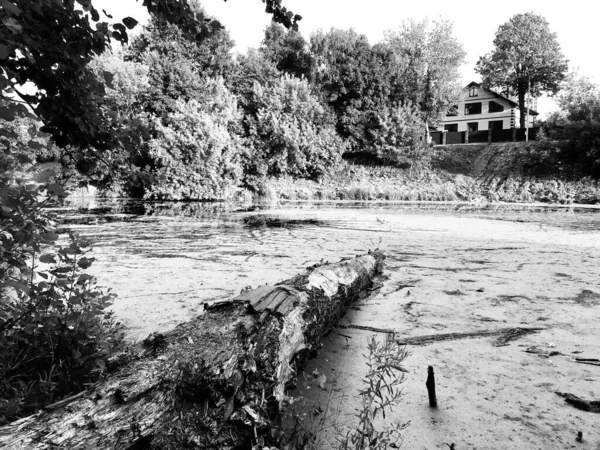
<box><xmin>57</xmin><ymin>198</ymin><xmax>600</xmax><ymax>342</ymax></box>
<box><xmin>55</xmin><ymin>198</ymin><xmax>600</xmax><ymax>449</ymax></box>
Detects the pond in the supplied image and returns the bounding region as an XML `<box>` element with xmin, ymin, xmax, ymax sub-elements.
<box><xmin>56</xmin><ymin>198</ymin><xmax>600</xmax><ymax>448</ymax></box>
<box><xmin>56</xmin><ymin>198</ymin><xmax>600</xmax><ymax>342</ymax></box>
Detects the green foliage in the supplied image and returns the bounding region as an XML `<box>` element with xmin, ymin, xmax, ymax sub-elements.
<box><xmin>542</xmin><ymin>72</ymin><xmax>600</xmax><ymax>177</ymax></box>
<box><xmin>226</xmin><ymin>49</ymin><xmax>281</xmax><ymax>121</ymax></box>
<box><xmin>384</xmin><ymin>18</ymin><xmax>466</xmax><ymax>122</ymax></box>
<box><xmin>311</xmin><ymin>28</ymin><xmax>387</xmax><ymax>151</ymax></box>
<box><xmin>337</xmin><ymin>334</ymin><xmax>408</xmax><ymax>450</ymax></box>
<box><xmin>260</xmin><ymin>21</ymin><xmax>314</xmax><ymax>80</ymax></box>
<box><xmin>476</xmin><ymin>12</ymin><xmax>568</xmax><ymax>128</ymax></box>
<box><xmin>370</xmin><ymin>103</ymin><xmax>430</xmax><ymax>170</ymax></box>
<box><xmin>246</xmin><ymin>75</ymin><xmax>345</xmax><ymax>184</ymax></box>
<box><xmin>143</xmin><ymin>78</ymin><xmax>244</xmax><ymax>200</ymax></box>
<box><xmin>125</xmin><ymin>16</ymin><xmax>235</xmax><ymax>115</ymax></box>
<box><xmin>0</xmin><ymin>117</ymin><xmax>121</xmax><ymax>423</ymax></box>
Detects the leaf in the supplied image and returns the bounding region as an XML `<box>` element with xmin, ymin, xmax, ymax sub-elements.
<box><xmin>113</xmin><ymin>23</ymin><xmax>126</xmax><ymax>34</ymax></box>
<box><xmin>122</xmin><ymin>17</ymin><xmax>138</xmax><ymax>30</ymax></box>
<box><xmin>90</xmin><ymin>7</ymin><xmax>99</xmax><ymax>22</ymax></box>
<box><xmin>1</xmin><ymin>0</ymin><xmax>20</xmax><ymax>16</ymax></box>
<box><xmin>27</xmin><ymin>140</ymin><xmax>45</xmax><ymax>150</ymax></box>
<box><xmin>2</xmin><ymin>17</ymin><xmax>22</xmax><ymax>33</ymax></box>
<box><xmin>0</xmin><ymin>44</ymin><xmax>12</xmax><ymax>60</ymax></box>
<box><xmin>39</xmin><ymin>254</ymin><xmax>56</xmax><ymax>263</ymax></box>
<box><xmin>77</xmin><ymin>257</ymin><xmax>95</xmax><ymax>269</ymax></box>
<box><xmin>5</xmin><ymin>279</ymin><xmax>30</xmax><ymax>293</ymax></box>
<box><xmin>102</xmin><ymin>9</ymin><xmax>113</xmax><ymax>19</ymax></box>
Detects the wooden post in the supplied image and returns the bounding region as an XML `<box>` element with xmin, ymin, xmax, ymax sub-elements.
<box><xmin>464</xmin><ymin>130</ymin><xmax>469</xmax><ymax>144</ymax></box>
<box><xmin>426</xmin><ymin>366</ymin><xmax>437</xmax><ymax>408</ymax></box>
<box><xmin>488</xmin><ymin>128</ymin><xmax>492</xmax><ymax>143</ymax></box>
<box><xmin>442</xmin><ymin>130</ymin><xmax>447</xmax><ymax>145</ymax></box>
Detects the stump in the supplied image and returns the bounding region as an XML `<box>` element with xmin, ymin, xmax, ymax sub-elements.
<box><xmin>0</xmin><ymin>251</ymin><xmax>385</xmax><ymax>449</ymax></box>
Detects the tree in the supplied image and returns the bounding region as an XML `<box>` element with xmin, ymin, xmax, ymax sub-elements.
<box><xmin>245</xmin><ymin>74</ymin><xmax>345</xmax><ymax>184</ymax></box>
<box><xmin>1</xmin><ymin>0</ymin><xmax>300</xmax><ymax>156</ymax></box>
<box><xmin>260</xmin><ymin>21</ymin><xmax>313</xmax><ymax>80</ymax></box>
<box><xmin>144</xmin><ymin>78</ymin><xmax>244</xmax><ymax>200</ymax></box>
<box><xmin>384</xmin><ymin>18</ymin><xmax>466</xmax><ymax>123</ymax></box>
<box><xmin>311</xmin><ymin>29</ymin><xmax>395</xmax><ymax>153</ymax></box>
<box><xmin>544</xmin><ymin>71</ymin><xmax>600</xmax><ymax>177</ymax></box>
<box><xmin>476</xmin><ymin>12</ymin><xmax>568</xmax><ymax>129</ymax></box>
<box><xmin>124</xmin><ymin>16</ymin><xmax>235</xmax><ymax>116</ymax></box>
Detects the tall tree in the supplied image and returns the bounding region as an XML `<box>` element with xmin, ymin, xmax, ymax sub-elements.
<box><xmin>260</xmin><ymin>21</ymin><xmax>313</xmax><ymax>80</ymax></box>
<box><xmin>384</xmin><ymin>18</ymin><xmax>466</xmax><ymax>123</ymax></box>
<box><xmin>476</xmin><ymin>12</ymin><xmax>568</xmax><ymax>128</ymax></box>
<box><xmin>125</xmin><ymin>15</ymin><xmax>236</xmax><ymax>116</ymax></box>
<box><xmin>311</xmin><ymin>28</ymin><xmax>395</xmax><ymax>152</ymax></box>
<box><xmin>544</xmin><ymin>71</ymin><xmax>600</xmax><ymax>177</ymax></box>
<box><xmin>0</xmin><ymin>0</ymin><xmax>300</xmax><ymax>157</ymax></box>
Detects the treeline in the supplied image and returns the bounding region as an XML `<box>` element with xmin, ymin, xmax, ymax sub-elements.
<box><xmin>79</xmin><ymin>9</ymin><xmax>466</xmax><ymax>199</ymax></box>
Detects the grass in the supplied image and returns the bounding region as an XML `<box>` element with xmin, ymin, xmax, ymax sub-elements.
<box><xmin>262</xmin><ymin>162</ymin><xmax>600</xmax><ymax>205</ymax></box>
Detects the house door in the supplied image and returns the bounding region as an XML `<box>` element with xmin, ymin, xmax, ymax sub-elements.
<box><xmin>489</xmin><ymin>120</ymin><xmax>503</xmax><ymax>130</ymax></box>
<box><xmin>444</xmin><ymin>124</ymin><xmax>458</xmax><ymax>132</ymax></box>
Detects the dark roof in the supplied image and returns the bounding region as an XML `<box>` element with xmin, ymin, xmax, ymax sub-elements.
<box><xmin>466</xmin><ymin>81</ymin><xmax>539</xmax><ymax>116</ymax></box>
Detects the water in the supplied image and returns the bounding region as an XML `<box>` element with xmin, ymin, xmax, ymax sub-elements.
<box><xmin>56</xmin><ymin>199</ymin><xmax>600</xmax><ymax>341</ymax></box>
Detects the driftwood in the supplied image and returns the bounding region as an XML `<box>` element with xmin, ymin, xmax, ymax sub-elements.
<box><xmin>0</xmin><ymin>252</ymin><xmax>384</xmax><ymax>450</ymax></box>
<box><xmin>556</xmin><ymin>392</ymin><xmax>600</xmax><ymax>413</ymax></box>
<box><xmin>339</xmin><ymin>325</ymin><xmax>544</xmax><ymax>347</ymax></box>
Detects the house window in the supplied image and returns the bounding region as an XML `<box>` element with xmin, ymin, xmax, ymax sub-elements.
<box><xmin>467</xmin><ymin>122</ymin><xmax>478</xmax><ymax>131</ymax></box>
<box><xmin>489</xmin><ymin>120</ymin><xmax>503</xmax><ymax>131</ymax></box>
<box><xmin>489</xmin><ymin>101</ymin><xmax>504</xmax><ymax>113</ymax></box>
<box><xmin>465</xmin><ymin>102</ymin><xmax>482</xmax><ymax>115</ymax></box>
<box><xmin>444</xmin><ymin>124</ymin><xmax>458</xmax><ymax>132</ymax></box>
<box><xmin>469</xmin><ymin>86</ymin><xmax>478</xmax><ymax>97</ymax></box>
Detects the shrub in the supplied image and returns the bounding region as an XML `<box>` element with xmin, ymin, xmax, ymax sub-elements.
<box><xmin>370</xmin><ymin>103</ymin><xmax>431</xmax><ymax>172</ymax></box>
<box><xmin>143</xmin><ymin>78</ymin><xmax>244</xmax><ymax>200</ymax></box>
<box><xmin>0</xmin><ymin>109</ymin><xmax>122</xmax><ymax>424</ymax></box>
<box><xmin>246</xmin><ymin>75</ymin><xmax>345</xmax><ymax>185</ymax></box>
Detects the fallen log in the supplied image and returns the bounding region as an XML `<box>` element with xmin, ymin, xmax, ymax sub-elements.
<box><xmin>0</xmin><ymin>251</ymin><xmax>384</xmax><ymax>450</ymax></box>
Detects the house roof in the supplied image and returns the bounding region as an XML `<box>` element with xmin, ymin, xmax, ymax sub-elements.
<box><xmin>466</xmin><ymin>81</ymin><xmax>539</xmax><ymax>116</ymax></box>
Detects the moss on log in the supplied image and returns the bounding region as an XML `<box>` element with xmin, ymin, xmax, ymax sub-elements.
<box><xmin>0</xmin><ymin>251</ymin><xmax>384</xmax><ymax>450</ymax></box>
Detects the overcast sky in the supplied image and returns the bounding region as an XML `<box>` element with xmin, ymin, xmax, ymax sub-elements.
<box><xmin>93</xmin><ymin>0</ymin><xmax>600</xmax><ymax>118</ymax></box>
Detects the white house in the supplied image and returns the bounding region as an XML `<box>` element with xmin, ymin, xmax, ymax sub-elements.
<box><xmin>441</xmin><ymin>81</ymin><xmax>538</xmax><ymax>133</ymax></box>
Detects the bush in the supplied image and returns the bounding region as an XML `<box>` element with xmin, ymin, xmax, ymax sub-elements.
<box><xmin>246</xmin><ymin>75</ymin><xmax>345</xmax><ymax>185</ymax></box>
<box><xmin>370</xmin><ymin>103</ymin><xmax>431</xmax><ymax>171</ymax></box>
<box><xmin>0</xmin><ymin>110</ymin><xmax>122</xmax><ymax>425</ymax></box>
<box><xmin>143</xmin><ymin>78</ymin><xmax>244</xmax><ymax>200</ymax></box>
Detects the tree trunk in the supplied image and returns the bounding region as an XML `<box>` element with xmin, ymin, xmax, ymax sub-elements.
<box><xmin>518</xmin><ymin>86</ymin><xmax>526</xmax><ymax>129</ymax></box>
<box><xmin>0</xmin><ymin>252</ymin><xmax>384</xmax><ymax>450</ymax></box>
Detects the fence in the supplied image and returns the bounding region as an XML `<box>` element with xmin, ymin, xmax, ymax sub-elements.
<box><xmin>430</xmin><ymin>127</ymin><xmax>539</xmax><ymax>146</ymax></box>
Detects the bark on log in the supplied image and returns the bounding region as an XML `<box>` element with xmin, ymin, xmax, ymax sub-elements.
<box><xmin>0</xmin><ymin>252</ymin><xmax>384</xmax><ymax>450</ymax></box>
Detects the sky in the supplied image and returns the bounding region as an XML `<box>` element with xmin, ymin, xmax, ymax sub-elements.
<box><xmin>93</xmin><ymin>0</ymin><xmax>600</xmax><ymax>118</ymax></box>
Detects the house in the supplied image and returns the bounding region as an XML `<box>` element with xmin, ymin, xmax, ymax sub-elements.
<box><xmin>433</xmin><ymin>82</ymin><xmax>539</xmax><ymax>145</ymax></box>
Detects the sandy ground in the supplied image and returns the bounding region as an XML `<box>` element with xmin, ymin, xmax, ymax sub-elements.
<box><xmin>71</xmin><ymin>203</ymin><xmax>600</xmax><ymax>449</ymax></box>
<box><xmin>292</xmin><ymin>210</ymin><xmax>600</xmax><ymax>450</ymax></box>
